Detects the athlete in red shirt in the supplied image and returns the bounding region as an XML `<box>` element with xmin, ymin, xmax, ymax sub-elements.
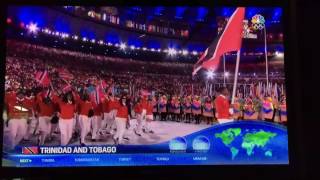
<box><xmin>52</xmin><ymin>92</ymin><xmax>76</xmax><ymax>146</ymax></box>
<box><xmin>35</xmin><ymin>91</ymin><xmax>56</xmax><ymax>145</ymax></box>
<box><xmin>113</xmin><ymin>95</ymin><xmax>130</xmax><ymax>145</ymax></box>
<box><xmin>74</xmin><ymin>92</ymin><xmax>94</xmax><ymax>145</ymax></box>
<box><xmin>5</xmin><ymin>90</ymin><xmax>31</xmax><ymax>149</ymax></box>
<box><xmin>91</xmin><ymin>98</ymin><xmax>103</xmax><ymax>141</ymax></box>
<box><xmin>144</xmin><ymin>98</ymin><xmax>154</xmax><ymax>134</ymax></box>
<box><xmin>22</xmin><ymin>91</ymin><xmax>37</xmax><ymax>141</ymax></box>
<box><xmin>135</xmin><ymin>96</ymin><xmax>148</xmax><ymax>136</ymax></box>
<box><xmin>215</xmin><ymin>87</ymin><xmax>233</xmax><ymax>124</ymax></box>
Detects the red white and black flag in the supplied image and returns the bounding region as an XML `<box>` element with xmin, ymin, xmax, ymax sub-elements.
<box><xmin>58</xmin><ymin>68</ymin><xmax>74</xmax><ymax>81</ymax></box>
<box><xmin>35</xmin><ymin>70</ymin><xmax>51</xmax><ymax>87</ymax></box>
<box><xmin>192</xmin><ymin>7</ymin><xmax>245</xmax><ymax>76</ymax></box>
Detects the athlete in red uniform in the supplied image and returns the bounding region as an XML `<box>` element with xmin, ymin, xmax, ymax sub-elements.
<box><xmin>113</xmin><ymin>95</ymin><xmax>130</xmax><ymax>145</ymax></box>
<box><xmin>74</xmin><ymin>92</ymin><xmax>94</xmax><ymax>145</ymax></box>
<box><xmin>144</xmin><ymin>98</ymin><xmax>154</xmax><ymax>133</ymax></box>
<box><xmin>5</xmin><ymin>90</ymin><xmax>31</xmax><ymax>149</ymax></box>
<box><xmin>215</xmin><ymin>87</ymin><xmax>233</xmax><ymax>124</ymax></box>
<box><xmin>135</xmin><ymin>95</ymin><xmax>148</xmax><ymax>136</ymax></box>
<box><xmin>52</xmin><ymin>92</ymin><xmax>76</xmax><ymax>146</ymax></box>
<box><xmin>35</xmin><ymin>91</ymin><xmax>56</xmax><ymax>145</ymax></box>
<box><xmin>91</xmin><ymin>99</ymin><xmax>102</xmax><ymax>141</ymax></box>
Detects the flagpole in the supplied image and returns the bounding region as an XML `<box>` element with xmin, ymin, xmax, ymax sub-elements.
<box><xmin>231</xmin><ymin>50</ymin><xmax>241</xmax><ymax>104</ymax></box>
<box><xmin>223</xmin><ymin>54</ymin><xmax>226</xmax><ymax>86</ymax></box>
<box><xmin>264</xmin><ymin>25</ymin><xmax>269</xmax><ymax>86</ymax></box>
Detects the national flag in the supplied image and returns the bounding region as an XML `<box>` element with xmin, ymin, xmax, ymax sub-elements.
<box><xmin>62</xmin><ymin>83</ymin><xmax>72</xmax><ymax>93</ymax></box>
<box><xmin>42</xmin><ymin>88</ymin><xmax>53</xmax><ymax>99</ymax></box>
<box><xmin>273</xmin><ymin>83</ymin><xmax>278</xmax><ymax>100</ymax></box>
<box><xmin>58</xmin><ymin>68</ymin><xmax>73</xmax><ymax>81</ymax></box>
<box><xmin>90</xmin><ymin>86</ymin><xmax>104</xmax><ymax>105</ymax></box>
<box><xmin>97</xmin><ymin>80</ymin><xmax>107</xmax><ymax>91</ymax></box>
<box><xmin>22</xmin><ymin>146</ymin><xmax>39</xmax><ymax>154</ymax></box>
<box><xmin>35</xmin><ymin>71</ymin><xmax>51</xmax><ymax>87</ymax></box>
<box><xmin>140</xmin><ymin>89</ymin><xmax>151</xmax><ymax>96</ymax></box>
<box><xmin>193</xmin><ymin>7</ymin><xmax>245</xmax><ymax>75</ymax></box>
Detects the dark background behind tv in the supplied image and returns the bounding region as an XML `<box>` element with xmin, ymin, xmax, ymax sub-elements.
<box><xmin>0</xmin><ymin>0</ymin><xmax>318</xmax><ymax>179</ymax></box>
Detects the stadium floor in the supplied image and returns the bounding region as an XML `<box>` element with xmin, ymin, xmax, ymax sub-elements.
<box><xmin>3</xmin><ymin>119</ymin><xmax>212</xmax><ymax>147</ymax></box>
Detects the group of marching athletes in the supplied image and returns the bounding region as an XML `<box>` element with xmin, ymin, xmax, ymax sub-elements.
<box><xmin>152</xmin><ymin>94</ymin><xmax>216</xmax><ymax>125</ymax></box>
<box><xmin>3</xmin><ymin>86</ymin><xmax>157</xmax><ymax>150</ymax></box>
<box><xmin>3</xmin><ymin>85</ymin><xmax>287</xmax><ymax>150</ymax></box>
<box><xmin>151</xmin><ymin>87</ymin><xmax>287</xmax><ymax>125</ymax></box>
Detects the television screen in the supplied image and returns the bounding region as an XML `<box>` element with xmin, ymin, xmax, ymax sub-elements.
<box><xmin>2</xmin><ymin>6</ymin><xmax>288</xmax><ymax>167</ymax></box>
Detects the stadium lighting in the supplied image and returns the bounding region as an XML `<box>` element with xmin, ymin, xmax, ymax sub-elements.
<box><xmin>192</xmin><ymin>51</ymin><xmax>198</xmax><ymax>55</ymax></box>
<box><xmin>168</xmin><ymin>48</ymin><xmax>177</xmax><ymax>56</ymax></box>
<box><xmin>130</xmin><ymin>45</ymin><xmax>135</xmax><ymax>50</ymax></box>
<box><xmin>82</xmin><ymin>37</ymin><xmax>87</xmax><ymax>42</ymax></box>
<box><xmin>61</xmin><ymin>33</ymin><xmax>68</xmax><ymax>39</ymax></box>
<box><xmin>27</xmin><ymin>22</ymin><xmax>39</xmax><ymax>34</ymax></box>
<box><xmin>207</xmin><ymin>71</ymin><xmax>215</xmax><ymax>79</ymax></box>
<box><xmin>120</xmin><ymin>43</ymin><xmax>126</xmax><ymax>50</ymax></box>
<box><xmin>182</xmin><ymin>50</ymin><xmax>189</xmax><ymax>55</ymax></box>
<box><xmin>224</xmin><ymin>72</ymin><xmax>229</xmax><ymax>77</ymax></box>
<box><xmin>275</xmin><ymin>51</ymin><xmax>284</xmax><ymax>58</ymax></box>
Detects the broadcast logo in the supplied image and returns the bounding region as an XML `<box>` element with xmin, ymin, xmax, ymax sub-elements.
<box><xmin>169</xmin><ymin>137</ymin><xmax>187</xmax><ymax>153</ymax></box>
<box><xmin>192</xmin><ymin>136</ymin><xmax>210</xmax><ymax>152</ymax></box>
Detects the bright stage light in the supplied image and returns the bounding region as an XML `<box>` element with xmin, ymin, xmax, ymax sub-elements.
<box><xmin>192</xmin><ymin>51</ymin><xmax>198</xmax><ymax>55</ymax></box>
<box><xmin>157</xmin><ymin>49</ymin><xmax>161</xmax><ymax>52</ymax></box>
<box><xmin>73</xmin><ymin>35</ymin><xmax>78</xmax><ymax>40</ymax></box>
<box><xmin>206</xmin><ymin>71</ymin><xmax>215</xmax><ymax>79</ymax></box>
<box><xmin>98</xmin><ymin>40</ymin><xmax>104</xmax><ymax>44</ymax></box>
<box><xmin>151</xmin><ymin>48</ymin><xmax>155</xmax><ymax>52</ymax></box>
<box><xmin>91</xmin><ymin>39</ymin><xmax>96</xmax><ymax>43</ymax></box>
<box><xmin>275</xmin><ymin>51</ymin><xmax>284</xmax><ymax>58</ymax></box>
<box><xmin>61</xmin><ymin>33</ymin><xmax>68</xmax><ymax>39</ymax></box>
<box><xmin>115</xmin><ymin>43</ymin><xmax>119</xmax><ymax>47</ymax></box>
<box><xmin>168</xmin><ymin>48</ymin><xmax>177</xmax><ymax>56</ymax></box>
<box><xmin>82</xmin><ymin>37</ymin><xmax>87</xmax><ymax>42</ymax></box>
<box><xmin>136</xmin><ymin>47</ymin><xmax>140</xmax><ymax>50</ymax></box>
<box><xmin>107</xmin><ymin>42</ymin><xmax>112</xmax><ymax>46</ymax></box>
<box><xmin>27</xmin><ymin>22</ymin><xmax>39</xmax><ymax>34</ymax></box>
<box><xmin>224</xmin><ymin>72</ymin><xmax>229</xmax><ymax>77</ymax></box>
<box><xmin>142</xmin><ymin>47</ymin><xmax>147</xmax><ymax>51</ymax></box>
<box><xmin>182</xmin><ymin>50</ymin><xmax>189</xmax><ymax>55</ymax></box>
<box><xmin>130</xmin><ymin>45</ymin><xmax>135</xmax><ymax>50</ymax></box>
<box><xmin>120</xmin><ymin>43</ymin><xmax>126</xmax><ymax>50</ymax></box>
